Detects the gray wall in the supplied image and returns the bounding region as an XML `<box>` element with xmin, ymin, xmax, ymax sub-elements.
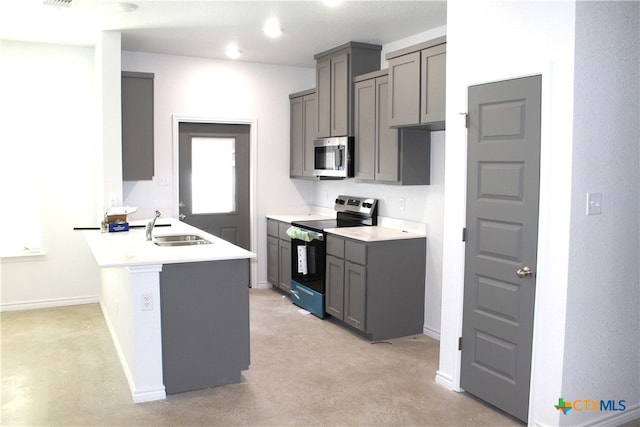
<box><xmin>562</xmin><ymin>2</ymin><xmax>640</xmax><ymax>425</ymax></box>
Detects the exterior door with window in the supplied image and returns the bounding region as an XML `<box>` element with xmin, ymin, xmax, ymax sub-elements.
<box><xmin>178</xmin><ymin>122</ymin><xmax>250</xmax><ymax>250</ymax></box>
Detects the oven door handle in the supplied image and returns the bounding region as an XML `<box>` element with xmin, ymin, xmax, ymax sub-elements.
<box><xmin>286</xmin><ymin>226</ymin><xmax>324</xmax><ymax>242</ymax></box>
<box><xmin>290</xmin><ymin>286</ymin><xmax>313</xmax><ymax>299</ymax></box>
<box><xmin>296</xmin><ymin>286</ymin><xmax>314</xmax><ymax>296</ymax></box>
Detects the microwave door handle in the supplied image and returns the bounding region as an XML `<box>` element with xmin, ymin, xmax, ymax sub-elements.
<box><xmin>335</xmin><ymin>147</ymin><xmax>343</xmax><ymax>169</ymax></box>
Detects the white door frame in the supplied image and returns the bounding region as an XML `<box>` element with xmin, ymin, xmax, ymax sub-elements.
<box><xmin>438</xmin><ymin>63</ymin><xmax>566</xmax><ymax>424</ymax></box>
<box><xmin>172</xmin><ymin>115</ymin><xmax>259</xmax><ymax>288</ymax></box>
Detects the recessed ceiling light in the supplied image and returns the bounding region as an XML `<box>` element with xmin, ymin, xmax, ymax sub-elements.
<box><xmin>225</xmin><ymin>43</ymin><xmax>242</xmax><ymax>59</ymax></box>
<box><xmin>113</xmin><ymin>2</ymin><xmax>138</xmax><ymax>12</ymax></box>
<box><xmin>323</xmin><ymin>0</ymin><xmax>343</xmax><ymax>7</ymax></box>
<box><xmin>43</xmin><ymin>0</ymin><xmax>72</xmax><ymax>8</ymax></box>
<box><xmin>263</xmin><ymin>16</ymin><xmax>283</xmax><ymax>39</ymax></box>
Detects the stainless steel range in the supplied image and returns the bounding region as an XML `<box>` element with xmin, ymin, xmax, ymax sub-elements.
<box><xmin>288</xmin><ymin>195</ymin><xmax>378</xmax><ymax>318</ymax></box>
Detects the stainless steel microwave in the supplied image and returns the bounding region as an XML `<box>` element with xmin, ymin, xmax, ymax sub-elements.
<box><xmin>313</xmin><ymin>136</ymin><xmax>354</xmax><ymax>178</ymax></box>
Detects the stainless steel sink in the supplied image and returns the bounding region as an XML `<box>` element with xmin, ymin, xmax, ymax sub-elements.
<box><xmin>153</xmin><ymin>234</ymin><xmax>212</xmax><ymax>247</ymax></box>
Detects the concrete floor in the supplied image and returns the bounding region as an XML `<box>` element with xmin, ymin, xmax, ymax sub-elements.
<box><xmin>1</xmin><ymin>288</ymin><xmax>525</xmax><ymax>426</ymax></box>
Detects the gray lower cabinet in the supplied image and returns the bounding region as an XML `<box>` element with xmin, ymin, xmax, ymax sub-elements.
<box><xmin>325</xmin><ymin>233</ymin><xmax>426</xmax><ymax>340</ymax></box>
<box><xmin>326</xmin><ymin>254</ymin><xmax>346</xmax><ymax>318</ymax></box>
<box><xmin>267</xmin><ymin>219</ymin><xmax>291</xmax><ymax>293</ymax></box>
<box><xmin>289</xmin><ymin>89</ymin><xmax>317</xmax><ymax>178</ymax></box>
<box><xmin>354</xmin><ymin>70</ymin><xmax>431</xmax><ymax>185</ymax></box>
<box><xmin>344</xmin><ymin>261</ymin><xmax>366</xmax><ymax>330</ymax></box>
<box><xmin>278</xmin><ymin>238</ymin><xmax>291</xmax><ymax>293</ymax></box>
<box><xmin>160</xmin><ymin>259</ymin><xmax>250</xmax><ymax>394</ymax></box>
<box><xmin>386</xmin><ymin>37</ymin><xmax>446</xmax><ymax>130</ymax></box>
<box><xmin>267</xmin><ymin>235</ymin><xmax>279</xmax><ymax>285</ymax></box>
<box><xmin>121</xmin><ymin>71</ymin><xmax>154</xmax><ymax>181</ymax></box>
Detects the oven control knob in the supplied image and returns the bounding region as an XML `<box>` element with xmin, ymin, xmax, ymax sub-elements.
<box><xmin>362</xmin><ymin>202</ymin><xmax>371</xmax><ymax>208</ymax></box>
<box><xmin>335</xmin><ymin>198</ymin><xmax>345</xmax><ymax>204</ymax></box>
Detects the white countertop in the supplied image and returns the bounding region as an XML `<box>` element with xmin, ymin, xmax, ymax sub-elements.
<box><xmin>325</xmin><ymin>226</ymin><xmax>426</xmax><ymax>242</ymax></box>
<box><xmin>84</xmin><ymin>219</ymin><xmax>256</xmax><ymax>268</ymax></box>
<box><xmin>266</xmin><ymin>213</ymin><xmax>335</xmax><ymax>223</ymax></box>
<box><xmin>267</xmin><ymin>210</ymin><xmax>427</xmax><ymax>242</ymax></box>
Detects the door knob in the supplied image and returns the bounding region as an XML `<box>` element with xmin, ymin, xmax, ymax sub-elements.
<box><xmin>179</xmin><ymin>214</ymin><xmax>186</xmax><ymax>220</ymax></box>
<box><xmin>516</xmin><ymin>266</ymin><xmax>534</xmax><ymax>278</ymax></box>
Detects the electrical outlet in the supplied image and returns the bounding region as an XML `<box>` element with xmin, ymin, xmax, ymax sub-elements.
<box><xmin>399</xmin><ymin>197</ymin><xmax>405</xmax><ymax>210</ymax></box>
<box><xmin>142</xmin><ymin>293</ymin><xmax>153</xmax><ymax>311</ymax></box>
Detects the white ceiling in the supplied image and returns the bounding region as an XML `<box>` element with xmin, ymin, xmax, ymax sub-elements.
<box><xmin>0</xmin><ymin>0</ymin><xmax>447</xmax><ymax>67</ymax></box>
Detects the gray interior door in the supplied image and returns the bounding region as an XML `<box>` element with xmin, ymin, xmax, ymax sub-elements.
<box><xmin>461</xmin><ymin>75</ymin><xmax>541</xmax><ymax>422</ymax></box>
<box><xmin>178</xmin><ymin>122</ymin><xmax>250</xmax><ymax>250</ymax></box>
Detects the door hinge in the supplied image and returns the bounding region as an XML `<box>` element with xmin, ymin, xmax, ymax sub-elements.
<box><xmin>458</xmin><ymin>336</ymin><xmax>463</xmax><ymax>351</ymax></box>
<box><xmin>459</xmin><ymin>112</ymin><xmax>469</xmax><ymax>128</ymax></box>
<box><xmin>462</xmin><ymin>227</ymin><xmax>467</xmax><ymax>242</ymax></box>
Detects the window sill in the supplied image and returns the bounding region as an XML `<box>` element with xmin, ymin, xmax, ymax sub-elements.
<box><xmin>1</xmin><ymin>249</ymin><xmax>47</xmax><ymax>263</ymax></box>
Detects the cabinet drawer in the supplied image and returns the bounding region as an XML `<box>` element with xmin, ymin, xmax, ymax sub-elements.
<box><xmin>291</xmin><ymin>281</ymin><xmax>325</xmax><ymax>319</ymax></box>
<box><xmin>278</xmin><ymin>222</ymin><xmax>291</xmax><ymax>240</ymax></box>
<box><xmin>267</xmin><ymin>219</ymin><xmax>279</xmax><ymax>237</ymax></box>
<box><xmin>345</xmin><ymin>240</ymin><xmax>366</xmax><ymax>265</ymax></box>
<box><xmin>326</xmin><ymin>235</ymin><xmax>345</xmax><ymax>258</ymax></box>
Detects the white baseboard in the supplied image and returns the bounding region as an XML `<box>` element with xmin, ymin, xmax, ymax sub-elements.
<box><xmin>435</xmin><ymin>370</ymin><xmax>455</xmax><ymax>390</ymax></box>
<box><xmin>99</xmin><ymin>301</ymin><xmax>166</xmax><ymax>403</ymax></box>
<box><xmin>99</xmin><ymin>301</ymin><xmax>135</xmax><ymax>394</ymax></box>
<box><xmin>580</xmin><ymin>402</ymin><xmax>640</xmax><ymax>427</ymax></box>
<box><xmin>423</xmin><ymin>325</ymin><xmax>440</xmax><ymax>341</ymax></box>
<box><xmin>0</xmin><ymin>295</ymin><xmax>99</xmax><ymax>312</ymax></box>
<box><xmin>252</xmin><ymin>280</ymin><xmax>274</xmax><ymax>290</ymax></box>
<box><xmin>132</xmin><ymin>387</ymin><xmax>167</xmax><ymax>404</ymax></box>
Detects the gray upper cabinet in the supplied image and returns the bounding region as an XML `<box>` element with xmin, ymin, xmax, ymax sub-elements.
<box><xmin>314</xmin><ymin>42</ymin><xmax>382</xmax><ymax>138</ymax></box>
<box><xmin>121</xmin><ymin>71</ymin><xmax>154</xmax><ymax>181</ymax></box>
<box><xmin>421</xmin><ymin>43</ymin><xmax>446</xmax><ymax>126</ymax></box>
<box><xmin>387</xmin><ymin>37</ymin><xmax>446</xmax><ymax>130</ymax></box>
<box><xmin>353</xmin><ymin>74</ymin><xmax>377</xmax><ymax>181</ymax></box>
<box><xmin>289</xmin><ymin>89</ymin><xmax>317</xmax><ymax>178</ymax></box>
<box><xmin>354</xmin><ymin>70</ymin><xmax>431</xmax><ymax>185</ymax></box>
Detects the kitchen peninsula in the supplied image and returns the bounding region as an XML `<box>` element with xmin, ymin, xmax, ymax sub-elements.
<box><xmin>83</xmin><ymin>219</ymin><xmax>255</xmax><ymax>403</ymax></box>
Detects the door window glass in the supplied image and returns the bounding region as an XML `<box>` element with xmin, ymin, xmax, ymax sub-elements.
<box><xmin>191</xmin><ymin>137</ymin><xmax>236</xmax><ymax>214</ymax></box>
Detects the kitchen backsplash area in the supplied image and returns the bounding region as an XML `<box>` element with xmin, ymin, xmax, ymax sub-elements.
<box><xmin>307</xmin><ymin>130</ymin><xmax>444</xmax><ymax>225</ymax></box>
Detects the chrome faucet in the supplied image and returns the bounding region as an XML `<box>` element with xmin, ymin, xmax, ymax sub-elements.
<box><xmin>146</xmin><ymin>210</ymin><xmax>161</xmax><ymax>241</ymax></box>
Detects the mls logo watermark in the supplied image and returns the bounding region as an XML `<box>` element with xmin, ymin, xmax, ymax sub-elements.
<box><xmin>555</xmin><ymin>397</ymin><xmax>627</xmax><ymax>415</ymax></box>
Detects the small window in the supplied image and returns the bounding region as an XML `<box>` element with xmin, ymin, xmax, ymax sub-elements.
<box><xmin>0</xmin><ymin>138</ymin><xmax>42</xmax><ymax>256</ymax></box>
<box><xmin>191</xmin><ymin>137</ymin><xmax>236</xmax><ymax>214</ymax></box>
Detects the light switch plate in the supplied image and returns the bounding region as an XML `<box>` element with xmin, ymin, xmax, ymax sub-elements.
<box><xmin>586</xmin><ymin>192</ymin><xmax>602</xmax><ymax>215</ymax></box>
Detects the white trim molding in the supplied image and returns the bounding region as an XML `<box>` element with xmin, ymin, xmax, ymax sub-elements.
<box><xmin>1</xmin><ymin>295</ymin><xmax>100</xmax><ymax>312</ymax></box>
<box><xmin>171</xmin><ymin>115</ymin><xmax>259</xmax><ymax>289</ymax></box>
